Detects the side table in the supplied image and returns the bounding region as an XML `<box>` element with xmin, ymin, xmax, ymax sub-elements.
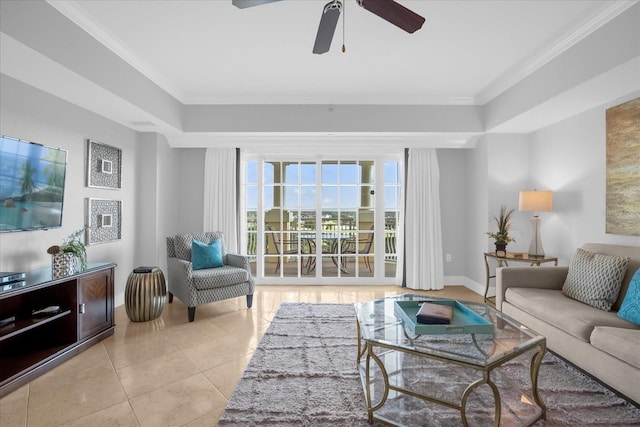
<box><xmin>483</xmin><ymin>252</ymin><xmax>558</xmax><ymax>304</ymax></box>
<box><xmin>125</xmin><ymin>267</ymin><xmax>167</xmax><ymax>321</ymax></box>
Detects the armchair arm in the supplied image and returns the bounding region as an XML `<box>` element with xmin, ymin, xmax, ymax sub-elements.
<box><xmin>226</xmin><ymin>253</ymin><xmax>255</xmax><ymax>292</ymax></box>
<box><xmin>226</xmin><ymin>253</ymin><xmax>251</xmax><ymax>271</ymax></box>
<box><xmin>496</xmin><ymin>266</ymin><xmax>569</xmax><ymax>311</ymax></box>
<box><xmin>167</xmin><ymin>257</ymin><xmax>194</xmax><ymax>302</ymax></box>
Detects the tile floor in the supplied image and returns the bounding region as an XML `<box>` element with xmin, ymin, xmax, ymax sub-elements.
<box><xmin>0</xmin><ymin>285</ymin><xmax>482</xmax><ymax>427</ymax></box>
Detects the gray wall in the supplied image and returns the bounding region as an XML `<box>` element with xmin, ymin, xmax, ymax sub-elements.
<box><xmin>463</xmin><ymin>94</ymin><xmax>640</xmax><ymax>295</ymax></box>
<box><xmin>436</xmin><ymin>149</ymin><xmax>468</xmax><ymax>277</ymax></box>
<box><xmin>2</xmin><ymin>73</ymin><xmax>639</xmax><ymax>303</ymax></box>
<box><xmin>527</xmin><ymin>92</ymin><xmax>640</xmax><ymax>264</ymax></box>
<box><xmin>176</xmin><ymin>148</ymin><xmax>206</xmax><ymax>234</ymax></box>
<box><xmin>0</xmin><ymin>75</ymin><xmax>139</xmax><ymax>303</ymax></box>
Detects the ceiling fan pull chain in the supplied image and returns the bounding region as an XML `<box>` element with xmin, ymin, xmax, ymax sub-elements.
<box><xmin>342</xmin><ymin>0</ymin><xmax>346</xmax><ymax>53</ymax></box>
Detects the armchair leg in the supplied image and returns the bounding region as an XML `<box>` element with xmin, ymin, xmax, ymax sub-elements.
<box><xmin>168</xmin><ymin>292</ymin><xmax>174</xmax><ymax>303</ymax></box>
<box><xmin>188</xmin><ymin>306</ymin><xmax>196</xmax><ymax>322</ymax></box>
<box><xmin>246</xmin><ymin>294</ymin><xmax>253</xmax><ymax>308</ymax></box>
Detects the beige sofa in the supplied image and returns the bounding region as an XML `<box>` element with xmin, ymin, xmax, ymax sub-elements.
<box><xmin>496</xmin><ymin>243</ymin><xmax>640</xmax><ymax>404</ymax></box>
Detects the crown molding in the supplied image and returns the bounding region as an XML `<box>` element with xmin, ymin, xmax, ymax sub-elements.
<box><xmin>164</xmin><ymin>132</ymin><xmax>481</xmax><ymax>149</ymax></box>
<box><xmin>47</xmin><ymin>0</ymin><xmax>186</xmax><ymax>102</ymax></box>
<box><xmin>476</xmin><ymin>1</ymin><xmax>638</xmax><ymax>105</ymax></box>
<box><xmin>183</xmin><ymin>94</ymin><xmax>476</xmax><ymax>106</ymax></box>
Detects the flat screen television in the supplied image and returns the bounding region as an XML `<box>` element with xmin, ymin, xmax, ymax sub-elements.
<box><xmin>0</xmin><ymin>135</ymin><xmax>68</xmax><ymax>232</ymax></box>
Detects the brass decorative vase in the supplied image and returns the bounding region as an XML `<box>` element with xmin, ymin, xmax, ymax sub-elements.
<box><xmin>52</xmin><ymin>253</ymin><xmax>76</xmax><ymax>278</ymax></box>
<box><xmin>125</xmin><ymin>267</ymin><xmax>167</xmax><ymax>322</ymax></box>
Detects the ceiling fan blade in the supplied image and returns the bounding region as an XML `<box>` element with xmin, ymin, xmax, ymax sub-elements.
<box><xmin>357</xmin><ymin>0</ymin><xmax>425</xmax><ymax>33</ymax></box>
<box><xmin>313</xmin><ymin>0</ymin><xmax>342</xmax><ymax>54</ymax></box>
<box><xmin>232</xmin><ymin>0</ymin><xmax>283</xmax><ymax>9</ymax></box>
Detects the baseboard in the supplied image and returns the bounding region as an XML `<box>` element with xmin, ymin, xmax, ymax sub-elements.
<box><xmin>111</xmin><ymin>280</ymin><xmax>487</xmax><ymax>308</ymax></box>
<box><xmin>115</xmin><ymin>292</ymin><xmax>125</xmax><ymax>308</ymax></box>
<box><xmin>444</xmin><ymin>276</ymin><xmax>491</xmax><ymax>297</ymax></box>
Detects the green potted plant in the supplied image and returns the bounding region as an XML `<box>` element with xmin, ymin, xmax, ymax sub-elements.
<box><xmin>487</xmin><ymin>205</ymin><xmax>515</xmax><ymax>255</ymax></box>
<box><xmin>47</xmin><ymin>227</ymin><xmax>88</xmax><ymax>276</ymax></box>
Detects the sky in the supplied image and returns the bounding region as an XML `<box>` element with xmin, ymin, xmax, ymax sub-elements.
<box><xmin>245</xmin><ymin>160</ymin><xmax>401</xmax><ymax>210</ymax></box>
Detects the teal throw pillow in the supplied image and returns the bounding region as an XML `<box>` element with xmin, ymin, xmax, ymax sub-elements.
<box><xmin>192</xmin><ymin>239</ymin><xmax>223</xmax><ymax>270</ymax></box>
<box><xmin>618</xmin><ymin>268</ymin><xmax>640</xmax><ymax>326</ymax></box>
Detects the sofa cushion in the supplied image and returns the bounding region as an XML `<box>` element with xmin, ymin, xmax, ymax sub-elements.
<box><xmin>192</xmin><ymin>265</ymin><xmax>250</xmax><ymax>290</ymax></box>
<box><xmin>590</xmin><ymin>326</ymin><xmax>640</xmax><ymax>369</ymax></box>
<box><xmin>562</xmin><ymin>248</ymin><xmax>629</xmax><ymax>311</ymax></box>
<box><xmin>192</xmin><ymin>239</ymin><xmax>224</xmax><ymax>270</ymax></box>
<box><xmin>618</xmin><ymin>268</ymin><xmax>640</xmax><ymax>326</ymax></box>
<box><xmin>505</xmin><ymin>288</ymin><xmax>634</xmax><ymax>342</ymax></box>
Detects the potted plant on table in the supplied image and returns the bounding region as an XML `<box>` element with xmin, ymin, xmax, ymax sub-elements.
<box><xmin>487</xmin><ymin>205</ymin><xmax>515</xmax><ymax>256</ymax></box>
<box><xmin>47</xmin><ymin>227</ymin><xmax>88</xmax><ymax>277</ymax></box>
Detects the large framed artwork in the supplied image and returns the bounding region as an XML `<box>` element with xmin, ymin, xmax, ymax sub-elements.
<box><xmin>85</xmin><ymin>198</ymin><xmax>122</xmax><ymax>245</ymax></box>
<box><xmin>606</xmin><ymin>97</ymin><xmax>640</xmax><ymax>236</ymax></box>
<box><xmin>86</xmin><ymin>139</ymin><xmax>122</xmax><ymax>189</ymax></box>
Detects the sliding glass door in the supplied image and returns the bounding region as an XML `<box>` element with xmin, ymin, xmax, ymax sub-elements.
<box><xmin>242</xmin><ymin>154</ymin><xmax>402</xmax><ymax>284</ymax></box>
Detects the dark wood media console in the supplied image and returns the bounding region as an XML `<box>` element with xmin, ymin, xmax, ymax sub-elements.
<box><xmin>0</xmin><ymin>263</ymin><xmax>115</xmax><ymax>397</ymax></box>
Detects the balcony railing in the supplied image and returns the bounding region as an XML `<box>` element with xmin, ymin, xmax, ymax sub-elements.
<box><xmin>245</xmin><ymin>222</ymin><xmax>397</xmax><ymax>263</ymax></box>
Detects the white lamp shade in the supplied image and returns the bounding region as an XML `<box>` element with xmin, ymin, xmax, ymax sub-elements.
<box><xmin>519</xmin><ymin>190</ymin><xmax>553</xmax><ymax>212</ymax></box>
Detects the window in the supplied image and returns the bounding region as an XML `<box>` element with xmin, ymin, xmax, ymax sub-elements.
<box><xmin>242</xmin><ymin>154</ymin><xmax>402</xmax><ymax>284</ymax></box>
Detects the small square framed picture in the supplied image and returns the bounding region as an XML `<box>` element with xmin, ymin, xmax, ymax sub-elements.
<box><xmin>86</xmin><ymin>198</ymin><xmax>121</xmax><ymax>245</ymax></box>
<box><xmin>86</xmin><ymin>139</ymin><xmax>121</xmax><ymax>189</ymax></box>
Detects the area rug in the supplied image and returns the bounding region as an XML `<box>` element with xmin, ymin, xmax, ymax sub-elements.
<box><xmin>218</xmin><ymin>303</ymin><xmax>640</xmax><ymax>426</ymax></box>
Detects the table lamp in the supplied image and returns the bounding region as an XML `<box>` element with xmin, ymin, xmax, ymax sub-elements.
<box><xmin>519</xmin><ymin>190</ymin><xmax>553</xmax><ymax>257</ymax></box>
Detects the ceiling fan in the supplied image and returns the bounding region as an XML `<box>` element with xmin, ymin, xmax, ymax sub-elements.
<box><xmin>232</xmin><ymin>0</ymin><xmax>425</xmax><ymax>54</ymax></box>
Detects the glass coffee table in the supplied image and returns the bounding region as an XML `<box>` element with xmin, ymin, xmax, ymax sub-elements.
<box><xmin>354</xmin><ymin>294</ymin><xmax>546</xmax><ymax>426</ymax></box>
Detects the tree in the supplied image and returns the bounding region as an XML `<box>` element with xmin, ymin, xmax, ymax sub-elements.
<box><xmin>44</xmin><ymin>149</ymin><xmax>66</xmax><ymax>188</ymax></box>
<box><xmin>19</xmin><ymin>159</ymin><xmax>37</xmax><ymax>198</ymax></box>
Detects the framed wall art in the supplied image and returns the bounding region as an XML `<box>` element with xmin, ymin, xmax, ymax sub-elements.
<box><xmin>606</xmin><ymin>97</ymin><xmax>640</xmax><ymax>236</ymax></box>
<box><xmin>86</xmin><ymin>139</ymin><xmax>122</xmax><ymax>189</ymax></box>
<box><xmin>85</xmin><ymin>198</ymin><xmax>122</xmax><ymax>245</ymax></box>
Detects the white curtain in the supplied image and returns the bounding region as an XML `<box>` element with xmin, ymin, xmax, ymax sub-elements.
<box><xmin>203</xmin><ymin>148</ymin><xmax>238</xmax><ymax>253</ymax></box>
<box><xmin>405</xmin><ymin>148</ymin><xmax>444</xmax><ymax>290</ymax></box>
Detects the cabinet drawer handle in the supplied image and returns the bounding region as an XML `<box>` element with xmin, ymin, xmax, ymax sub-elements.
<box><xmin>79</xmin><ymin>303</ymin><xmax>86</xmax><ymax>314</ymax></box>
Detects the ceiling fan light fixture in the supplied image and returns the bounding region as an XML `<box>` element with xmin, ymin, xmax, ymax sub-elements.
<box><xmin>357</xmin><ymin>0</ymin><xmax>425</xmax><ymax>33</ymax></box>
<box><xmin>313</xmin><ymin>0</ymin><xmax>342</xmax><ymax>55</ymax></box>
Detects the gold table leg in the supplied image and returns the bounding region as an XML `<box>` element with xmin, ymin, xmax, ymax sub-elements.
<box><xmin>364</xmin><ymin>342</ymin><xmax>390</xmax><ymax>423</ymax></box>
<box><xmin>461</xmin><ymin>371</ymin><xmax>501</xmax><ymax>427</ymax></box>
<box><xmin>530</xmin><ymin>343</ymin><xmax>547</xmax><ymax>418</ymax></box>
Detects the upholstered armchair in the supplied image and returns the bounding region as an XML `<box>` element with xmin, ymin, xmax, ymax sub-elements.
<box><xmin>166</xmin><ymin>231</ymin><xmax>255</xmax><ymax>322</ymax></box>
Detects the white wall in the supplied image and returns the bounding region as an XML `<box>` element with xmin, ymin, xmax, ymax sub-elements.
<box><xmin>0</xmin><ymin>75</ymin><xmax>139</xmax><ymax>300</ymax></box>
<box><xmin>528</xmin><ymin>92</ymin><xmax>640</xmax><ymax>265</ymax></box>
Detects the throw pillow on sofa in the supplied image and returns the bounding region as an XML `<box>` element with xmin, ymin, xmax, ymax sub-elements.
<box><xmin>618</xmin><ymin>268</ymin><xmax>640</xmax><ymax>326</ymax></box>
<box><xmin>192</xmin><ymin>239</ymin><xmax>224</xmax><ymax>270</ymax></box>
<box><xmin>562</xmin><ymin>248</ymin><xmax>629</xmax><ymax>311</ymax></box>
